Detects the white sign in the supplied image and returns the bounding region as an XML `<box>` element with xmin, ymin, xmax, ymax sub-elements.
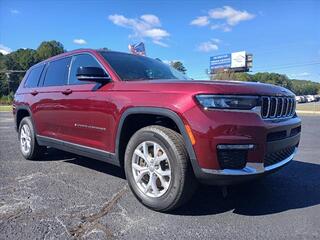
<box><xmin>231</xmin><ymin>51</ymin><xmax>246</xmax><ymax>68</ymax></box>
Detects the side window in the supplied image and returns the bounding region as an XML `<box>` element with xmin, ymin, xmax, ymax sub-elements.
<box><xmin>43</xmin><ymin>57</ymin><xmax>71</xmax><ymax>87</ymax></box>
<box><xmin>24</xmin><ymin>65</ymin><xmax>44</xmax><ymax>88</ymax></box>
<box><xmin>69</xmin><ymin>54</ymin><xmax>102</xmax><ymax>85</ymax></box>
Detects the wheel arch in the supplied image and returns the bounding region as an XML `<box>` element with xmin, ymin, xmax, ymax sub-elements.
<box><xmin>15</xmin><ymin>105</ymin><xmax>34</xmax><ymax>132</ymax></box>
<box><xmin>115</xmin><ymin>107</ymin><xmax>197</xmax><ymax>170</ymax></box>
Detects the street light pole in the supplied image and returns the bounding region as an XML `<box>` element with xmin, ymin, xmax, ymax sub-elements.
<box><xmin>1</xmin><ymin>70</ymin><xmax>27</xmax><ymax>95</ymax></box>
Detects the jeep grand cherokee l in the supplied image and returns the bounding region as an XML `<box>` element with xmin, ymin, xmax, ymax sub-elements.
<box><xmin>13</xmin><ymin>49</ymin><xmax>301</xmax><ymax>211</ymax></box>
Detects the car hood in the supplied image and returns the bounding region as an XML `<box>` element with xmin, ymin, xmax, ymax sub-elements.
<box><xmin>115</xmin><ymin>79</ymin><xmax>295</xmax><ymax>97</ymax></box>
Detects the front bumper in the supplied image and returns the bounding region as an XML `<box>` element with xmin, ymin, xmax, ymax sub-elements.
<box><xmin>202</xmin><ymin>147</ymin><xmax>297</xmax><ymax>176</ymax></box>
<box><xmin>183</xmin><ymin>105</ymin><xmax>301</xmax><ymax>185</ymax></box>
<box><xmin>191</xmin><ymin>127</ymin><xmax>300</xmax><ymax>185</ymax></box>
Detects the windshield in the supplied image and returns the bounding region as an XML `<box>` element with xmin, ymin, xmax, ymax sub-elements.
<box><xmin>99</xmin><ymin>51</ymin><xmax>191</xmax><ymax>81</ymax></box>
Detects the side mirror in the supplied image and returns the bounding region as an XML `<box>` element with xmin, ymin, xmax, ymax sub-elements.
<box><xmin>76</xmin><ymin>67</ymin><xmax>111</xmax><ymax>83</ymax></box>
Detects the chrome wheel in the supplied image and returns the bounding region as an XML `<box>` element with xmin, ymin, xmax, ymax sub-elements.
<box><xmin>20</xmin><ymin>124</ymin><xmax>31</xmax><ymax>155</ymax></box>
<box><xmin>132</xmin><ymin>141</ymin><xmax>171</xmax><ymax>198</ymax></box>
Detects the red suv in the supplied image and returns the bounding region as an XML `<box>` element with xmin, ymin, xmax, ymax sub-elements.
<box><xmin>13</xmin><ymin>49</ymin><xmax>301</xmax><ymax>211</ymax></box>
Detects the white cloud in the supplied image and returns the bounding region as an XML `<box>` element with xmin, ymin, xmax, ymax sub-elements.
<box><xmin>73</xmin><ymin>39</ymin><xmax>87</xmax><ymax>45</ymax></box>
<box><xmin>300</xmin><ymin>72</ymin><xmax>310</xmax><ymax>77</ymax></box>
<box><xmin>0</xmin><ymin>44</ymin><xmax>12</xmax><ymax>55</ymax></box>
<box><xmin>210</xmin><ymin>23</ymin><xmax>232</xmax><ymax>32</ymax></box>
<box><xmin>191</xmin><ymin>6</ymin><xmax>255</xmax><ymax>31</ymax></box>
<box><xmin>211</xmin><ymin>38</ymin><xmax>221</xmax><ymax>43</ymax></box>
<box><xmin>152</xmin><ymin>40</ymin><xmax>169</xmax><ymax>47</ymax></box>
<box><xmin>143</xmin><ymin>28</ymin><xmax>169</xmax><ymax>38</ymax></box>
<box><xmin>190</xmin><ymin>16</ymin><xmax>209</xmax><ymax>26</ymax></box>
<box><xmin>140</xmin><ymin>14</ymin><xmax>160</xmax><ymax>26</ymax></box>
<box><xmin>108</xmin><ymin>14</ymin><xmax>170</xmax><ymax>47</ymax></box>
<box><xmin>209</xmin><ymin>6</ymin><xmax>255</xmax><ymax>26</ymax></box>
<box><xmin>197</xmin><ymin>40</ymin><xmax>219</xmax><ymax>52</ymax></box>
<box><xmin>10</xmin><ymin>9</ymin><xmax>20</xmax><ymax>14</ymax></box>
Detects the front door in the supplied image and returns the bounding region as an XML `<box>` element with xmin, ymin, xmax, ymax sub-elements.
<box><xmin>56</xmin><ymin>53</ymin><xmax>115</xmax><ymax>152</ymax></box>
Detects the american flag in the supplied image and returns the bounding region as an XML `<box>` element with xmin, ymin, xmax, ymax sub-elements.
<box><xmin>128</xmin><ymin>42</ymin><xmax>146</xmax><ymax>56</ymax></box>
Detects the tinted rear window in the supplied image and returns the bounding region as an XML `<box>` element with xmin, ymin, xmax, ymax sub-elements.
<box><xmin>43</xmin><ymin>57</ymin><xmax>71</xmax><ymax>86</ymax></box>
<box><xmin>24</xmin><ymin>65</ymin><xmax>44</xmax><ymax>88</ymax></box>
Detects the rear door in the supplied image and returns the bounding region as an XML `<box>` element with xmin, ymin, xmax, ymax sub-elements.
<box><xmin>34</xmin><ymin>57</ymin><xmax>71</xmax><ymax>138</ymax></box>
<box><xmin>17</xmin><ymin>64</ymin><xmax>45</xmax><ymax>133</ymax></box>
<box><xmin>55</xmin><ymin>53</ymin><xmax>115</xmax><ymax>152</ymax></box>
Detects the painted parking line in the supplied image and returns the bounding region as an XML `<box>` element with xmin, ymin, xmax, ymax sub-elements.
<box><xmin>0</xmin><ymin>118</ymin><xmax>13</xmax><ymax>123</ymax></box>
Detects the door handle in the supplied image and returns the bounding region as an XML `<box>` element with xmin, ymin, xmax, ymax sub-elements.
<box><xmin>62</xmin><ymin>89</ymin><xmax>72</xmax><ymax>95</ymax></box>
<box><xmin>31</xmin><ymin>90</ymin><xmax>38</xmax><ymax>96</ymax></box>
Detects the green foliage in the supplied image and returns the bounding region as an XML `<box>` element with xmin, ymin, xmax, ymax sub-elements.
<box><xmin>36</xmin><ymin>40</ymin><xmax>65</xmax><ymax>61</ymax></box>
<box><xmin>171</xmin><ymin>61</ymin><xmax>187</xmax><ymax>74</ymax></box>
<box><xmin>213</xmin><ymin>71</ymin><xmax>319</xmax><ymax>95</ymax></box>
<box><xmin>0</xmin><ymin>92</ymin><xmax>14</xmax><ymax>105</ymax></box>
<box><xmin>6</xmin><ymin>48</ymin><xmax>38</xmax><ymax>70</ymax></box>
<box><xmin>290</xmin><ymin>79</ymin><xmax>319</xmax><ymax>95</ymax></box>
<box><xmin>0</xmin><ymin>40</ymin><xmax>65</xmax><ymax>98</ymax></box>
<box><xmin>213</xmin><ymin>72</ymin><xmax>252</xmax><ymax>82</ymax></box>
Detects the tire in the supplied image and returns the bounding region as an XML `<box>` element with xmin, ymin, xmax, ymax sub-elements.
<box><xmin>124</xmin><ymin>125</ymin><xmax>197</xmax><ymax>212</ymax></box>
<box><xmin>18</xmin><ymin>117</ymin><xmax>46</xmax><ymax>160</ymax></box>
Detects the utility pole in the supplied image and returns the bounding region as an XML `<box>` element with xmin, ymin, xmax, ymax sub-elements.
<box><xmin>1</xmin><ymin>70</ymin><xmax>26</xmax><ymax>95</ymax></box>
<box><xmin>5</xmin><ymin>73</ymin><xmax>10</xmax><ymax>95</ymax></box>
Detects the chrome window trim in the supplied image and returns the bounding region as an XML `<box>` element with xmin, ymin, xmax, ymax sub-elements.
<box><xmin>77</xmin><ymin>76</ymin><xmax>111</xmax><ymax>80</ymax></box>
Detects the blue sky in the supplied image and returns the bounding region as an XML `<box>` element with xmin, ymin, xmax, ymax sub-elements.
<box><xmin>1</xmin><ymin>0</ymin><xmax>319</xmax><ymax>81</ymax></box>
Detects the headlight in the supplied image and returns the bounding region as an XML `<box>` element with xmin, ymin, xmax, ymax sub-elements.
<box><xmin>195</xmin><ymin>95</ymin><xmax>259</xmax><ymax>110</ymax></box>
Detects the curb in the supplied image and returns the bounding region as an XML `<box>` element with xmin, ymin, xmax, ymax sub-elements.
<box><xmin>296</xmin><ymin>110</ymin><xmax>320</xmax><ymax>115</ymax></box>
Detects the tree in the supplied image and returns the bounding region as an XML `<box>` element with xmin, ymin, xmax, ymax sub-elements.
<box><xmin>171</xmin><ymin>61</ymin><xmax>187</xmax><ymax>74</ymax></box>
<box><xmin>213</xmin><ymin>72</ymin><xmax>252</xmax><ymax>81</ymax></box>
<box><xmin>2</xmin><ymin>49</ymin><xmax>39</xmax><ymax>95</ymax></box>
<box><xmin>290</xmin><ymin>79</ymin><xmax>320</xmax><ymax>95</ymax></box>
<box><xmin>36</xmin><ymin>40</ymin><xmax>65</xmax><ymax>61</ymax></box>
<box><xmin>0</xmin><ymin>40</ymin><xmax>65</xmax><ymax>97</ymax></box>
<box><xmin>0</xmin><ymin>53</ymin><xmax>7</xmax><ymax>97</ymax></box>
<box><xmin>213</xmin><ymin>72</ymin><xmax>294</xmax><ymax>91</ymax></box>
<box><xmin>6</xmin><ymin>48</ymin><xmax>38</xmax><ymax>70</ymax></box>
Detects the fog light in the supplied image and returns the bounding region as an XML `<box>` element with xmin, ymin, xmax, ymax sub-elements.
<box><xmin>217</xmin><ymin>144</ymin><xmax>255</xmax><ymax>150</ymax></box>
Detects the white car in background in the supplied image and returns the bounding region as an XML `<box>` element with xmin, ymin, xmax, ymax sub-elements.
<box><xmin>295</xmin><ymin>96</ymin><xmax>302</xmax><ymax>103</ymax></box>
<box><xmin>306</xmin><ymin>95</ymin><xmax>315</xmax><ymax>102</ymax></box>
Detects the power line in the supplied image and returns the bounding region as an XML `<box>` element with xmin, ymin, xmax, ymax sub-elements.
<box><xmin>254</xmin><ymin>62</ymin><xmax>320</xmax><ymax>72</ymax></box>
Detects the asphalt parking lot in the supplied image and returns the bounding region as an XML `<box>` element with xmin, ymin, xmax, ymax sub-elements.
<box><xmin>0</xmin><ymin>112</ymin><xmax>319</xmax><ymax>240</ymax></box>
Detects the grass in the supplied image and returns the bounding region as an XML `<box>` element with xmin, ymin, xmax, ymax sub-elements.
<box><xmin>0</xmin><ymin>105</ymin><xmax>12</xmax><ymax>112</ymax></box>
<box><xmin>296</xmin><ymin>102</ymin><xmax>320</xmax><ymax>112</ymax></box>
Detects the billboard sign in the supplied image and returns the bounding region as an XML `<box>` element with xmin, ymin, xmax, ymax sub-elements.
<box><xmin>210</xmin><ymin>51</ymin><xmax>251</xmax><ymax>73</ymax></box>
<box><xmin>231</xmin><ymin>51</ymin><xmax>246</xmax><ymax>68</ymax></box>
<box><xmin>210</xmin><ymin>54</ymin><xmax>231</xmax><ymax>70</ymax></box>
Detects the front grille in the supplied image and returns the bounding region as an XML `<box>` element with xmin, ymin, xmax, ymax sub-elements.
<box><xmin>264</xmin><ymin>146</ymin><xmax>295</xmax><ymax>167</ymax></box>
<box><xmin>217</xmin><ymin>149</ymin><xmax>247</xmax><ymax>169</ymax></box>
<box><xmin>261</xmin><ymin>96</ymin><xmax>295</xmax><ymax>119</ymax></box>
